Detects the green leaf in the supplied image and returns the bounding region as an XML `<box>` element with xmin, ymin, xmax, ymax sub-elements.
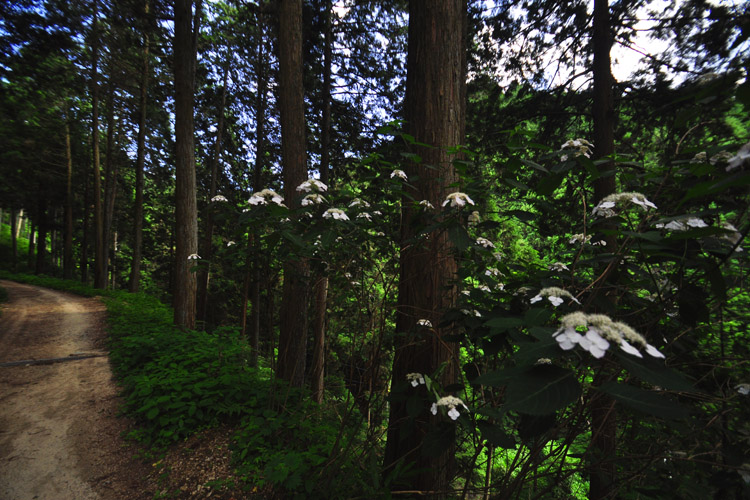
<box><xmin>505</xmin><ymin>365</ymin><xmax>581</xmax><ymax>415</ymax></box>
<box><xmin>477</xmin><ymin>421</ymin><xmax>516</xmax><ymax>449</ymax></box>
<box><xmin>472</xmin><ymin>365</ymin><xmax>528</xmax><ymax>387</ymax></box>
<box><xmin>598</xmin><ymin>382</ymin><xmax>690</xmax><ymax>420</ymax></box>
<box><xmin>615</xmin><ymin>352</ymin><xmax>695</xmax><ymax>392</ymax></box>
<box><xmin>146</xmin><ymin>407</ymin><xmax>159</xmax><ymax>420</ymax></box>
<box><xmin>448</xmin><ymin>224</ymin><xmax>473</xmax><ymax>253</ymax></box>
<box><xmin>484</xmin><ymin>316</ymin><xmax>523</xmax><ymax>332</ymax></box>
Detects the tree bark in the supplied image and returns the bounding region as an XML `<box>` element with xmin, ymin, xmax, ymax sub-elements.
<box><xmin>10</xmin><ymin>208</ymin><xmax>18</xmax><ymax>270</ymax></box>
<box><xmin>35</xmin><ymin>197</ymin><xmax>47</xmax><ymax>275</ymax></box>
<box><xmin>91</xmin><ymin>0</ymin><xmax>106</xmax><ymax>289</ymax></box>
<box><xmin>589</xmin><ymin>1</ymin><xmax>618</xmax><ymax>498</ymax></box>
<box><xmin>310</xmin><ymin>0</ymin><xmax>333</xmax><ymax>404</ymax></box>
<box><xmin>130</xmin><ymin>0</ymin><xmax>150</xmax><ymax>293</ymax></box>
<box><xmin>276</xmin><ymin>0</ymin><xmax>309</xmax><ymax>388</ymax></box>
<box><xmin>196</xmin><ymin>60</ymin><xmax>229</xmax><ymax>325</ymax></box>
<box><xmin>173</xmin><ymin>0</ymin><xmax>199</xmax><ymax>329</ymax></box>
<box><xmin>383</xmin><ymin>1</ymin><xmax>467</xmax><ymax>496</ymax></box>
<box><xmin>64</xmin><ymin>121</ymin><xmax>74</xmax><ymax>279</ymax></box>
<box><xmin>103</xmin><ymin>84</ymin><xmax>119</xmax><ymax>288</ymax></box>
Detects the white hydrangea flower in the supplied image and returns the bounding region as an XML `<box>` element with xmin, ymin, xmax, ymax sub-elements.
<box><xmin>187</xmin><ymin>253</ymin><xmax>201</xmax><ymax>260</ymax></box>
<box><xmin>476</xmin><ymin>284</ymin><xmax>491</xmax><ymax>293</ymax></box>
<box><xmin>406</xmin><ymin>372</ymin><xmax>426</xmax><ymax>387</ymax></box>
<box><xmin>468</xmin><ymin>211</ymin><xmax>481</xmax><ymax>226</ymax></box>
<box><xmin>559</xmin><ymin>138</ymin><xmax>593</xmax><ymax>161</ymax></box>
<box><xmin>461</xmin><ymin>309</ymin><xmax>482</xmax><ymax>317</ymax></box>
<box><xmin>211</xmin><ymin>194</ymin><xmax>228</xmax><ymax>202</ymax></box>
<box><xmin>296</xmin><ymin>178</ymin><xmax>328</xmax><ymax>193</ymax></box>
<box><xmin>356</xmin><ymin>212</ymin><xmax>372</xmax><ymax>221</ymax></box>
<box><xmin>248</xmin><ymin>189</ymin><xmax>285</xmax><ymax>206</ymax></box>
<box><xmin>485</xmin><ymin>267</ymin><xmax>502</xmax><ymax>278</ymax></box>
<box><xmin>553</xmin><ymin>313</ymin><xmax>665</xmax><ymax>359</ymax></box>
<box><xmin>592</xmin><ymin>192</ymin><xmax>657</xmax><ymax>216</ymax></box>
<box><xmin>726</xmin><ymin>142</ymin><xmax>750</xmax><ymax>172</ymax></box>
<box><xmin>530</xmin><ymin>287</ymin><xmax>580</xmax><ymax>307</ymax></box>
<box><xmin>226</xmin><ymin>241</ymin><xmax>236</xmax><ymax>247</ymax></box>
<box><xmin>442</xmin><ymin>192</ymin><xmax>475</xmax><ymax>208</ymax></box>
<box><xmin>735</xmin><ymin>383</ymin><xmax>750</xmax><ymax>396</ymax></box>
<box><xmin>391</xmin><ymin>169</ymin><xmax>408</xmax><ymax>180</ymax></box>
<box><xmin>476</xmin><ymin>237</ymin><xmax>495</xmax><ymax>249</ymax></box>
<box><xmin>435</xmin><ymin>396</ymin><xmax>468</xmax><ymax>420</ymax></box>
<box><xmin>417</xmin><ymin>319</ymin><xmax>432</xmax><ymax>328</ymax></box>
<box><xmin>418</xmin><ymin>199</ymin><xmax>435</xmax><ymax>209</ymax></box>
<box><xmin>323</xmin><ymin>208</ymin><xmax>349</xmax><ymax>221</ymax></box>
<box><xmin>301</xmin><ymin>193</ymin><xmax>327</xmax><ymax>206</ymax></box>
<box><xmin>569</xmin><ymin>233</ymin><xmax>592</xmax><ymax>245</ymax></box>
<box><xmin>549</xmin><ymin>262</ymin><xmax>570</xmax><ymax>272</ymax></box>
<box><xmin>349</xmin><ymin>198</ymin><xmax>370</xmax><ymax>208</ymax></box>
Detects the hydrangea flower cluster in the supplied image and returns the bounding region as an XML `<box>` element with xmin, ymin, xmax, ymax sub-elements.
<box><xmin>391</xmin><ymin>169</ymin><xmax>408</xmax><ymax>180</ymax></box>
<box><xmin>727</xmin><ymin>142</ymin><xmax>750</xmax><ymax>172</ymax></box>
<box><xmin>431</xmin><ymin>396</ymin><xmax>469</xmax><ymax>421</ymax></box>
<box><xmin>553</xmin><ymin>312</ymin><xmax>665</xmax><ymax>359</ymax></box>
<box><xmin>248</xmin><ymin>189</ymin><xmax>285</xmax><ymax>206</ymax></box>
<box><xmin>417</xmin><ymin>319</ymin><xmax>432</xmax><ymax>327</ymax></box>
<box><xmin>592</xmin><ymin>192</ymin><xmax>657</xmax><ymax>217</ymax></box>
<box><xmin>655</xmin><ymin>217</ymin><xmax>708</xmax><ymax>231</ymax></box>
<box><xmin>476</xmin><ymin>237</ymin><xmax>495</xmax><ymax>249</ymax></box>
<box><xmin>348</xmin><ymin>198</ymin><xmax>370</xmax><ymax>208</ymax></box>
<box><xmin>443</xmin><ymin>192</ymin><xmax>475</xmax><ymax>208</ymax></box>
<box><xmin>406</xmin><ymin>372</ymin><xmax>426</xmax><ymax>387</ymax></box>
<box><xmin>418</xmin><ymin>199</ymin><xmax>435</xmax><ymax>209</ymax></box>
<box><xmin>559</xmin><ymin>138</ymin><xmax>593</xmax><ymax>161</ymax></box>
<box><xmin>187</xmin><ymin>253</ymin><xmax>201</xmax><ymax>261</ymax></box>
<box><xmin>468</xmin><ymin>211</ymin><xmax>481</xmax><ymax>226</ymax></box>
<box><xmin>530</xmin><ymin>287</ymin><xmax>580</xmax><ymax>307</ymax></box>
<box><xmin>301</xmin><ymin>193</ymin><xmax>327</xmax><ymax>206</ymax></box>
<box><xmin>211</xmin><ymin>194</ymin><xmax>228</xmax><ymax>203</ymax></box>
<box><xmin>323</xmin><ymin>208</ymin><xmax>349</xmax><ymax>221</ymax></box>
<box><xmin>296</xmin><ymin>178</ymin><xmax>328</xmax><ymax>193</ymax></box>
<box><xmin>548</xmin><ymin>262</ymin><xmax>570</xmax><ymax>272</ymax></box>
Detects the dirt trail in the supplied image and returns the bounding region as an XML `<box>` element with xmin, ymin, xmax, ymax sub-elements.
<box><xmin>0</xmin><ymin>280</ymin><xmax>152</xmax><ymax>500</ymax></box>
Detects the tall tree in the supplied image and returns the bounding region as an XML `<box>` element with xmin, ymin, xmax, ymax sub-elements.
<box><xmin>91</xmin><ymin>0</ymin><xmax>106</xmax><ymax>288</ymax></box>
<box><xmin>589</xmin><ymin>0</ymin><xmax>618</xmax><ymax>498</ymax></box>
<box><xmin>384</xmin><ymin>0</ymin><xmax>467</xmax><ymax>496</ymax></box>
<box><xmin>276</xmin><ymin>0</ymin><xmax>309</xmax><ymax>388</ymax></box>
<box><xmin>129</xmin><ymin>0</ymin><xmax>151</xmax><ymax>293</ymax></box>
<box><xmin>173</xmin><ymin>0</ymin><xmax>200</xmax><ymax>328</ymax></box>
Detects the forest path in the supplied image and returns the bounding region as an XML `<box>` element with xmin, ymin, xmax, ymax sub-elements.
<box><xmin>0</xmin><ymin>280</ymin><xmax>152</xmax><ymax>500</ymax></box>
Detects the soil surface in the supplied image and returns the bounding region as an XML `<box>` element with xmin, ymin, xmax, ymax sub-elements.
<box><xmin>0</xmin><ymin>280</ymin><xmax>245</xmax><ymax>500</ymax></box>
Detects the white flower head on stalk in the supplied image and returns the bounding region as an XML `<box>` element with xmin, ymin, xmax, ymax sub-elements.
<box><xmin>390</xmin><ymin>169</ymin><xmax>408</xmax><ymax>180</ymax></box>
<box><xmin>211</xmin><ymin>194</ymin><xmax>228</xmax><ymax>203</ymax></box>
<box><xmin>301</xmin><ymin>193</ymin><xmax>327</xmax><ymax>207</ymax></box>
<box><xmin>434</xmin><ymin>396</ymin><xmax>469</xmax><ymax>420</ymax></box>
<box><xmin>593</xmin><ymin>192</ymin><xmax>657</xmax><ymax>217</ymax></box>
<box><xmin>323</xmin><ymin>208</ymin><xmax>349</xmax><ymax>221</ymax></box>
<box><xmin>569</xmin><ymin>233</ymin><xmax>592</xmax><ymax>245</ymax></box>
<box><xmin>735</xmin><ymin>383</ymin><xmax>750</xmax><ymax>396</ymax></box>
<box><xmin>485</xmin><ymin>267</ymin><xmax>502</xmax><ymax>278</ymax></box>
<box><xmin>187</xmin><ymin>253</ymin><xmax>201</xmax><ymax>261</ymax></box>
<box><xmin>553</xmin><ymin>312</ymin><xmax>665</xmax><ymax>360</ymax></box>
<box><xmin>406</xmin><ymin>372</ymin><xmax>426</xmax><ymax>387</ymax></box>
<box><xmin>720</xmin><ymin>222</ymin><xmax>744</xmax><ymax>249</ymax></box>
<box><xmin>468</xmin><ymin>211</ymin><xmax>481</xmax><ymax>226</ymax></box>
<box><xmin>442</xmin><ymin>192</ymin><xmax>475</xmax><ymax>208</ymax></box>
<box><xmin>656</xmin><ymin>217</ymin><xmax>708</xmax><ymax>231</ymax></box>
<box><xmin>559</xmin><ymin>138</ymin><xmax>593</xmax><ymax>161</ymax></box>
<box><xmin>530</xmin><ymin>287</ymin><xmax>580</xmax><ymax>307</ymax></box>
<box><xmin>418</xmin><ymin>199</ymin><xmax>435</xmax><ymax>210</ymax></box>
<box><xmin>727</xmin><ymin>142</ymin><xmax>750</xmax><ymax>172</ymax></box>
<box><xmin>460</xmin><ymin>309</ymin><xmax>482</xmax><ymax>317</ymax></box>
<box><xmin>226</xmin><ymin>241</ymin><xmax>235</xmax><ymax>247</ymax></box>
<box><xmin>549</xmin><ymin>262</ymin><xmax>570</xmax><ymax>272</ymax></box>
<box><xmin>356</xmin><ymin>212</ymin><xmax>372</xmax><ymax>221</ymax></box>
<box><xmin>296</xmin><ymin>178</ymin><xmax>328</xmax><ymax>193</ymax></box>
<box><xmin>349</xmin><ymin>198</ymin><xmax>370</xmax><ymax>209</ymax></box>
<box><xmin>476</xmin><ymin>237</ymin><xmax>495</xmax><ymax>249</ymax></box>
<box><xmin>417</xmin><ymin>319</ymin><xmax>432</xmax><ymax>328</ymax></box>
<box><xmin>248</xmin><ymin>188</ymin><xmax>285</xmax><ymax>206</ymax></box>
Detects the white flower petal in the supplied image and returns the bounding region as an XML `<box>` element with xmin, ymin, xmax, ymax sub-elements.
<box><xmin>645</xmin><ymin>344</ymin><xmax>665</xmax><ymax>359</ymax></box>
<box><xmin>448</xmin><ymin>407</ymin><xmax>460</xmax><ymax>420</ymax></box>
<box><xmin>619</xmin><ymin>339</ymin><xmax>643</xmax><ymax>358</ymax></box>
<box><xmin>548</xmin><ymin>296</ymin><xmax>564</xmax><ymax>307</ymax></box>
<box><xmin>430</xmin><ymin>403</ymin><xmax>438</xmax><ymax>415</ymax></box>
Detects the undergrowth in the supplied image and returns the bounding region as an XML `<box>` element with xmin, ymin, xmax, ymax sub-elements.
<box><xmin>0</xmin><ymin>270</ymin><xmax>384</xmax><ymax>498</ymax></box>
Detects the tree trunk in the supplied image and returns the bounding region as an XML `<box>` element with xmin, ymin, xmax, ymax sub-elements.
<box><xmin>91</xmin><ymin>0</ymin><xmax>106</xmax><ymax>289</ymax></box>
<box><xmin>130</xmin><ymin>0</ymin><xmax>150</xmax><ymax>293</ymax></box>
<box><xmin>383</xmin><ymin>1</ymin><xmax>467</xmax><ymax>496</ymax></box>
<box><xmin>35</xmin><ymin>198</ymin><xmax>47</xmax><ymax>275</ymax></box>
<box><xmin>81</xmin><ymin>164</ymin><xmax>90</xmax><ymax>283</ymax></box>
<box><xmin>310</xmin><ymin>0</ymin><xmax>333</xmax><ymax>404</ymax></box>
<box><xmin>10</xmin><ymin>208</ymin><xmax>18</xmax><ymax>270</ymax></box>
<box><xmin>589</xmin><ymin>1</ymin><xmax>618</xmax><ymax>498</ymax></box>
<box><xmin>27</xmin><ymin>221</ymin><xmax>35</xmax><ymax>269</ymax></box>
<box><xmin>197</xmin><ymin>60</ymin><xmax>229</xmax><ymax>324</ymax></box>
<box><xmin>64</xmin><ymin>121</ymin><xmax>74</xmax><ymax>279</ymax></box>
<box><xmin>243</xmin><ymin>5</ymin><xmax>268</xmax><ymax>367</ymax></box>
<box><xmin>173</xmin><ymin>0</ymin><xmax>200</xmax><ymax>329</ymax></box>
<box><xmin>276</xmin><ymin>0</ymin><xmax>309</xmax><ymax>388</ymax></box>
<box><xmin>103</xmin><ymin>85</ymin><xmax>119</xmax><ymax>288</ymax></box>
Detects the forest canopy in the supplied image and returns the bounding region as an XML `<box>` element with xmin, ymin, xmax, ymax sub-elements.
<box><xmin>1</xmin><ymin>0</ymin><xmax>749</xmax><ymax>498</ymax></box>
